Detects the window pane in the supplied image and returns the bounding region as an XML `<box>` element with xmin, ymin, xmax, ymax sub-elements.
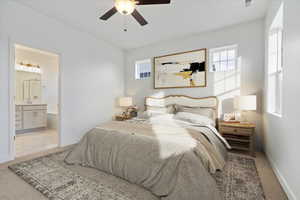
<box><xmin>277</xmin><ymin>72</ymin><xmax>283</xmax><ymax>114</ymax></box>
<box><xmin>210</xmin><ymin>45</ymin><xmax>237</xmax><ymax>72</ymax></box>
<box><xmin>228</xmin><ymin>50</ymin><xmax>235</xmax><ymax>60</ymax></box>
<box><xmin>213</xmin><ymin>52</ymin><xmax>220</xmax><ymax>62</ymax></box>
<box><xmin>277</xmin><ymin>31</ymin><xmax>283</xmax><ymax>71</ymax></box>
<box><xmin>268</xmin><ymin>29</ymin><xmax>283</xmax><ymax>115</ymax></box>
<box><xmin>268</xmin><ymin>74</ymin><xmax>276</xmax><ymax>113</ymax></box>
<box><xmin>269</xmin><ymin>53</ymin><xmax>278</xmax><ymax>74</ymax></box>
<box><xmin>135</xmin><ymin>60</ymin><xmax>151</xmax><ymax>80</ymax></box>
<box><xmin>212</xmin><ymin>45</ymin><xmax>240</xmax><ymax>98</ymax></box>
<box><xmin>268</xmin><ymin>33</ymin><xmax>278</xmax><ymax>74</ymax></box>
<box><xmin>212</xmin><ymin>62</ymin><xmax>220</xmax><ymax>72</ymax></box>
<box><xmin>220</xmin><ymin>51</ymin><xmax>227</xmax><ymax>61</ymax></box>
<box><xmin>220</xmin><ymin>61</ymin><xmax>227</xmax><ymax>72</ymax></box>
<box><xmin>228</xmin><ymin>60</ymin><xmax>235</xmax><ymax>71</ymax></box>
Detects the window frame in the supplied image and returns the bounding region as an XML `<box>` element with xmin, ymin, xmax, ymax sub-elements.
<box><xmin>209</xmin><ymin>45</ymin><xmax>238</xmax><ymax>72</ymax></box>
<box><xmin>267</xmin><ymin>28</ymin><xmax>283</xmax><ymax>116</ymax></box>
<box><xmin>210</xmin><ymin>45</ymin><xmax>241</xmax><ymax>98</ymax></box>
<box><xmin>135</xmin><ymin>59</ymin><xmax>152</xmax><ymax>80</ymax></box>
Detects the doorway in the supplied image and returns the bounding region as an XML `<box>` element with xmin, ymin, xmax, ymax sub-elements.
<box><xmin>11</xmin><ymin>44</ymin><xmax>60</xmax><ymax>158</ymax></box>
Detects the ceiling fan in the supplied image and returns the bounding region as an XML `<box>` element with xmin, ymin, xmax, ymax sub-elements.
<box><xmin>99</xmin><ymin>0</ymin><xmax>171</xmax><ymax>26</ymax></box>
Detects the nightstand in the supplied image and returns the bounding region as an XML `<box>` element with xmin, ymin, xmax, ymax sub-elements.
<box><xmin>219</xmin><ymin>121</ymin><xmax>256</xmax><ymax>157</ymax></box>
<box><xmin>115</xmin><ymin>115</ymin><xmax>132</xmax><ymax>121</ymax></box>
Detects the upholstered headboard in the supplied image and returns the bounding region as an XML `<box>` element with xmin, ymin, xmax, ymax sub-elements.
<box><xmin>145</xmin><ymin>95</ymin><xmax>219</xmax><ymax>121</ymax></box>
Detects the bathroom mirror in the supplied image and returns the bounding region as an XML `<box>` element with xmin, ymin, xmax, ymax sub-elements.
<box><xmin>23</xmin><ymin>79</ymin><xmax>42</xmax><ymax>103</ymax></box>
<box><xmin>15</xmin><ymin>71</ymin><xmax>42</xmax><ymax>104</ymax></box>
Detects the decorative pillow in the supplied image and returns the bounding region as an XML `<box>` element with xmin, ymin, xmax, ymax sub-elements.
<box><xmin>174</xmin><ymin>105</ymin><xmax>215</xmax><ymax>120</ymax></box>
<box><xmin>174</xmin><ymin>112</ymin><xmax>216</xmax><ymax>127</ymax></box>
<box><xmin>146</xmin><ymin>105</ymin><xmax>175</xmax><ymax>114</ymax></box>
<box><xmin>138</xmin><ymin>105</ymin><xmax>175</xmax><ymax>119</ymax></box>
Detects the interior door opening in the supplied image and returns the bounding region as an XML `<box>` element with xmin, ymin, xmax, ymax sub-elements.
<box><xmin>13</xmin><ymin>44</ymin><xmax>60</xmax><ymax>158</ymax></box>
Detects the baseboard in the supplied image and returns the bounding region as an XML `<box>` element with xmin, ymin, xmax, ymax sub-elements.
<box><xmin>266</xmin><ymin>152</ymin><xmax>297</xmax><ymax>200</ymax></box>
<box><xmin>0</xmin><ymin>154</ymin><xmax>11</xmax><ymax>164</ymax></box>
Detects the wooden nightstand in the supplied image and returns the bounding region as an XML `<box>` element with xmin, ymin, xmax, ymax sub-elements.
<box><xmin>115</xmin><ymin>115</ymin><xmax>132</xmax><ymax>121</ymax></box>
<box><xmin>219</xmin><ymin>121</ymin><xmax>256</xmax><ymax>157</ymax></box>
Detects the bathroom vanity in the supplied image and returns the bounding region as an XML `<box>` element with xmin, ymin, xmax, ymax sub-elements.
<box><xmin>16</xmin><ymin>104</ymin><xmax>47</xmax><ymax>132</ymax></box>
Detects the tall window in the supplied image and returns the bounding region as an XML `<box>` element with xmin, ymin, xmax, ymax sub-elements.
<box><xmin>210</xmin><ymin>45</ymin><xmax>240</xmax><ymax>102</ymax></box>
<box><xmin>268</xmin><ymin>29</ymin><xmax>283</xmax><ymax>115</ymax></box>
<box><xmin>268</xmin><ymin>3</ymin><xmax>283</xmax><ymax>116</ymax></box>
<box><xmin>135</xmin><ymin>59</ymin><xmax>151</xmax><ymax>80</ymax></box>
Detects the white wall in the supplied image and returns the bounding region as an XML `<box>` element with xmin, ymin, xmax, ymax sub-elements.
<box><xmin>15</xmin><ymin>47</ymin><xmax>59</xmax><ymax>114</ymax></box>
<box><xmin>0</xmin><ymin>0</ymin><xmax>124</xmax><ymax>163</ymax></box>
<box><xmin>125</xmin><ymin>19</ymin><xmax>265</xmax><ymax>149</ymax></box>
<box><xmin>264</xmin><ymin>0</ymin><xmax>300</xmax><ymax>199</ymax></box>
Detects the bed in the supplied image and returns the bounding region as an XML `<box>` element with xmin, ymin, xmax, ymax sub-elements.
<box><xmin>65</xmin><ymin>95</ymin><xmax>230</xmax><ymax>200</ymax></box>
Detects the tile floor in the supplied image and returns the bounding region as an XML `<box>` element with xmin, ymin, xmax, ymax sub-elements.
<box><xmin>15</xmin><ymin>129</ymin><xmax>59</xmax><ymax>158</ymax></box>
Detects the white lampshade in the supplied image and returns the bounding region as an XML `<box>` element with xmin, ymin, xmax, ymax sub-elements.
<box><xmin>119</xmin><ymin>97</ymin><xmax>133</xmax><ymax>107</ymax></box>
<box><xmin>234</xmin><ymin>95</ymin><xmax>257</xmax><ymax>111</ymax></box>
<box><xmin>115</xmin><ymin>0</ymin><xmax>136</xmax><ymax>15</ymax></box>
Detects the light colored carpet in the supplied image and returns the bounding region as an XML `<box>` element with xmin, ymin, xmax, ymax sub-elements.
<box><xmin>0</xmin><ymin>148</ymin><xmax>288</xmax><ymax>200</ymax></box>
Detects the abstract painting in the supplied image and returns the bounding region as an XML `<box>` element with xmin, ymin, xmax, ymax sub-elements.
<box><xmin>154</xmin><ymin>49</ymin><xmax>207</xmax><ymax>89</ymax></box>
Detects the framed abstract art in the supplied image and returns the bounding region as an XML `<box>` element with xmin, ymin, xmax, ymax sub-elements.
<box><xmin>153</xmin><ymin>48</ymin><xmax>207</xmax><ymax>89</ymax></box>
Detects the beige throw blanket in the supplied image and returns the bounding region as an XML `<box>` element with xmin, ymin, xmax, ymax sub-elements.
<box><xmin>65</xmin><ymin>116</ymin><xmax>229</xmax><ymax>200</ymax></box>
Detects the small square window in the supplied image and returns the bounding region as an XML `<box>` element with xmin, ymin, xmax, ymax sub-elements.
<box><xmin>135</xmin><ymin>59</ymin><xmax>151</xmax><ymax>80</ymax></box>
<box><xmin>209</xmin><ymin>45</ymin><xmax>238</xmax><ymax>72</ymax></box>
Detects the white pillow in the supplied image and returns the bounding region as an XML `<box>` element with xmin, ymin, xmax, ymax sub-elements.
<box><xmin>138</xmin><ymin>107</ymin><xmax>175</xmax><ymax>119</ymax></box>
<box><xmin>174</xmin><ymin>105</ymin><xmax>215</xmax><ymax>120</ymax></box>
<box><xmin>174</xmin><ymin>112</ymin><xmax>216</xmax><ymax>127</ymax></box>
<box><xmin>146</xmin><ymin>105</ymin><xmax>175</xmax><ymax>114</ymax></box>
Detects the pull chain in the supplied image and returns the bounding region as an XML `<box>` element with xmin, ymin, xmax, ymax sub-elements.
<box><xmin>123</xmin><ymin>16</ymin><xmax>128</xmax><ymax>32</ymax></box>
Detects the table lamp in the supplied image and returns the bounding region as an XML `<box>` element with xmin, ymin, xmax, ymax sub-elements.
<box><xmin>119</xmin><ymin>97</ymin><xmax>133</xmax><ymax>108</ymax></box>
<box><xmin>234</xmin><ymin>95</ymin><xmax>257</xmax><ymax>123</ymax></box>
<box><xmin>119</xmin><ymin>97</ymin><xmax>136</xmax><ymax>118</ymax></box>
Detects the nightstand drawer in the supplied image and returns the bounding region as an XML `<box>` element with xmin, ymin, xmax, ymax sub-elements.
<box><xmin>220</xmin><ymin>126</ymin><xmax>252</xmax><ymax>136</ymax></box>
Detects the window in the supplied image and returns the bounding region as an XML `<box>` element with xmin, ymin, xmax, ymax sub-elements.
<box><xmin>209</xmin><ymin>45</ymin><xmax>238</xmax><ymax>72</ymax></box>
<box><xmin>267</xmin><ymin>3</ymin><xmax>283</xmax><ymax>116</ymax></box>
<box><xmin>210</xmin><ymin>45</ymin><xmax>240</xmax><ymax>104</ymax></box>
<box><xmin>135</xmin><ymin>59</ymin><xmax>151</xmax><ymax>80</ymax></box>
<box><xmin>268</xmin><ymin>29</ymin><xmax>283</xmax><ymax>115</ymax></box>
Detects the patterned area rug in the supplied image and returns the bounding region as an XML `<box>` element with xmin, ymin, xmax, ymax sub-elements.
<box><xmin>214</xmin><ymin>154</ymin><xmax>265</xmax><ymax>200</ymax></box>
<box><xmin>9</xmin><ymin>152</ymin><xmax>265</xmax><ymax>200</ymax></box>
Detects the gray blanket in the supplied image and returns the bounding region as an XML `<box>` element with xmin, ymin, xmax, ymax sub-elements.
<box><xmin>65</xmin><ymin>117</ymin><xmax>228</xmax><ymax>200</ymax></box>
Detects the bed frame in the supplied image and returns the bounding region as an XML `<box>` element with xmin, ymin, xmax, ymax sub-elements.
<box><xmin>145</xmin><ymin>95</ymin><xmax>219</xmax><ymax>125</ymax></box>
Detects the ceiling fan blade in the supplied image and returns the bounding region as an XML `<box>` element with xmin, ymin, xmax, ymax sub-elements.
<box><xmin>99</xmin><ymin>7</ymin><xmax>117</xmax><ymax>20</ymax></box>
<box><xmin>136</xmin><ymin>0</ymin><xmax>171</xmax><ymax>5</ymax></box>
<box><xmin>132</xmin><ymin>10</ymin><xmax>148</xmax><ymax>26</ymax></box>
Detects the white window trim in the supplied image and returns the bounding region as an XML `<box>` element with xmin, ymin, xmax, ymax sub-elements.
<box><xmin>209</xmin><ymin>44</ymin><xmax>238</xmax><ymax>72</ymax></box>
<box><xmin>267</xmin><ymin>28</ymin><xmax>283</xmax><ymax>117</ymax></box>
<box><xmin>210</xmin><ymin>45</ymin><xmax>241</xmax><ymax>98</ymax></box>
<box><xmin>135</xmin><ymin>59</ymin><xmax>151</xmax><ymax>80</ymax></box>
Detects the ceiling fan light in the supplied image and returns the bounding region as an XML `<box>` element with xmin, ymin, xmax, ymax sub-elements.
<box><xmin>115</xmin><ymin>0</ymin><xmax>136</xmax><ymax>15</ymax></box>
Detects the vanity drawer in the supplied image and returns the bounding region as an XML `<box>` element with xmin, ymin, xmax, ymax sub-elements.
<box><xmin>23</xmin><ymin>105</ymin><xmax>47</xmax><ymax>111</ymax></box>
<box><xmin>16</xmin><ymin>106</ymin><xmax>23</xmax><ymax>111</ymax></box>
<box><xmin>15</xmin><ymin>111</ymin><xmax>22</xmax><ymax>120</ymax></box>
<box><xmin>15</xmin><ymin>121</ymin><xmax>23</xmax><ymax>130</ymax></box>
<box><xmin>23</xmin><ymin>110</ymin><xmax>47</xmax><ymax>129</ymax></box>
<box><xmin>219</xmin><ymin>126</ymin><xmax>252</xmax><ymax>136</ymax></box>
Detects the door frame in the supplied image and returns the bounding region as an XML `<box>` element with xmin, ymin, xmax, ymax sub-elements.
<box><xmin>8</xmin><ymin>38</ymin><xmax>63</xmax><ymax>160</ymax></box>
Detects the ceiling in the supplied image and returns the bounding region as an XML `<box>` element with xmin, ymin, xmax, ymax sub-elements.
<box><xmin>13</xmin><ymin>0</ymin><xmax>269</xmax><ymax>50</ymax></box>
